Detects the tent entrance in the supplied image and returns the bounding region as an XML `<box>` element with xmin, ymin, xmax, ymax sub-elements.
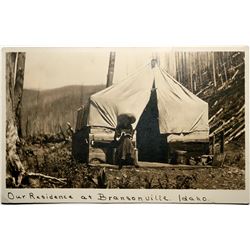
<box><xmin>136</xmin><ymin>82</ymin><xmax>168</xmax><ymax>163</ymax></box>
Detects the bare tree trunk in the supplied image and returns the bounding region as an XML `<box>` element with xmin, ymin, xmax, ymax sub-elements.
<box><xmin>14</xmin><ymin>53</ymin><xmax>26</xmax><ymax>137</ymax></box>
<box><xmin>6</xmin><ymin>52</ymin><xmax>26</xmax><ymax>186</ymax></box>
<box><xmin>198</xmin><ymin>52</ymin><xmax>202</xmax><ymax>88</ymax></box>
<box><xmin>25</xmin><ymin>117</ymin><xmax>29</xmax><ymax>137</ymax></box>
<box><xmin>212</xmin><ymin>52</ymin><xmax>217</xmax><ymax>89</ymax></box>
<box><xmin>223</xmin><ymin>52</ymin><xmax>228</xmax><ymax>82</ymax></box>
<box><xmin>190</xmin><ymin>53</ymin><xmax>193</xmax><ymax>92</ymax></box>
<box><xmin>106</xmin><ymin>52</ymin><xmax>116</xmax><ymax>87</ymax></box>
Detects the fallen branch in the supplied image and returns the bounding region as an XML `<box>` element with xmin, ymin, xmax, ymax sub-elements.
<box><xmin>210</xmin><ymin>110</ymin><xmax>244</xmax><ymax>137</ymax></box>
<box><xmin>232</xmin><ymin>69</ymin><xmax>239</xmax><ymax>80</ymax></box>
<box><xmin>209</xmin><ymin>108</ymin><xmax>223</xmax><ymax>123</ymax></box>
<box><xmin>196</xmin><ymin>84</ymin><xmax>213</xmax><ymax>97</ymax></box>
<box><xmin>233</xmin><ymin>62</ymin><xmax>244</xmax><ymax>70</ymax></box>
<box><xmin>228</xmin><ymin>123</ymin><xmax>244</xmax><ymax>138</ymax></box>
<box><xmin>27</xmin><ymin>172</ymin><xmax>67</xmax><ymax>184</ymax></box>
<box><xmin>235</xmin><ymin>105</ymin><xmax>245</xmax><ymax>116</ymax></box>
<box><xmin>217</xmin><ymin>81</ymin><xmax>228</xmax><ymax>91</ymax></box>
<box><xmin>210</xmin><ymin>121</ymin><xmax>225</xmax><ymax>137</ymax></box>
<box><xmin>233</xmin><ymin>129</ymin><xmax>245</xmax><ymax>140</ymax></box>
<box><xmin>210</xmin><ymin>119</ymin><xmax>223</xmax><ymax>131</ymax></box>
<box><xmin>224</xmin><ymin>128</ymin><xmax>233</xmax><ymax>136</ymax></box>
<box><xmin>225</xmin><ymin>125</ymin><xmax>245</xmax><ymax>144</ymax></box>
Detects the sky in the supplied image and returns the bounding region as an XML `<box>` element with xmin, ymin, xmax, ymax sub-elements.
<box><xmin>23</xmin><ymin>48</ymin><xmax>161</xmax><ymax>89</ymax></box>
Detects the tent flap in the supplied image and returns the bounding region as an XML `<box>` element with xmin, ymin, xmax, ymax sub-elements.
<box><xmin>87</xmin><ymin>64</ymin><xmax>154</xmax><ymax>129</ymax></box>
<box><xmin>154</xmin><ymin>67</ymin><xmax>209</xmax><ymax>133</ymax></box>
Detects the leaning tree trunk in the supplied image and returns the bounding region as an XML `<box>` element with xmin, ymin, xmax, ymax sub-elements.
<box><xmin>6</xmin><ymin>52</ymin><xmax>26</xmax><ymax>186</ymax></box>
<box><xmin>14</xmin><ymin>53</ymin><xmax>26</xmax><ymax>138</ymax></box>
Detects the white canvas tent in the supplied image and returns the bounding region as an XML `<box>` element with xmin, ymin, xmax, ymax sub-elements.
<box><xmin>85</xmin><ymin>62</ymin><xmax>209</xmax><ymax>142</ymax></box>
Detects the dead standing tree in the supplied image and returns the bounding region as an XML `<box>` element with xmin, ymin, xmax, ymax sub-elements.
<box><xmin>6</xmin><ymin>52</ymin><xmax>26</xmax><ymax>186</ymax></box>
<box><xmin>6</xmin><ymin>52</ymin><xmax>67</xmax><ymax>187</ymax></box>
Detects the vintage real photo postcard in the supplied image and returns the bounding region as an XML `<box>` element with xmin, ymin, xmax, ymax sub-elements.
<box><xmin>1</xmin><ymin>47</ymin><xmax>249</xmax><ymax>204</ymax></box>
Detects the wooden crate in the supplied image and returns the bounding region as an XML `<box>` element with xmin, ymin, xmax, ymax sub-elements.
<box><xmin>88</xmin><ymin>127</ymin><xmax>115</xmax><ymax>164</ymax></box>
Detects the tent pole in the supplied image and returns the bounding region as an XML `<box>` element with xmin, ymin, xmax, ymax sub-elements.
<box><xmin>106</xmin><ymin>52</ymin><xmax>116</xmax><ymax>88</ymax></box>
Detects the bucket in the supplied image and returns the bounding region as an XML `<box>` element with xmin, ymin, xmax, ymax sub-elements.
<box><xmin>175</xmin><ymin>150</ymin><xmax>187</xmax><ymax>164</ymax></box>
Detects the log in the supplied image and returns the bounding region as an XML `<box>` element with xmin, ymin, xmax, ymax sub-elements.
<box><xmin>229</xmin><ymin>123</ymin><xmax>244</xmax><ymax>137</ymax></box>
<box><xmin>196</xmin><ymin>84</ymin><xmax>212</xmax><ymax>96</ymax></box>
<box><xmin>223</xmin><ymin>120</ymin><xmax>244</xmax><ymax>139</ymax></box>
<box><xmin>209</xmin><ymin>107</ymin><xmax>244</xmax><ymax>137</ymax></box>
<box><xmin>233</xmin><ymin>62</ymin><xmax>244</xmax><ymax>70</ymax></box>
<box><xmin>210</xmin><ymin>120</ymin><xmax>222</xmax><ymax>131</ymax></box>
<box><xmin>209</xmin><ymin>121</ymin><xmax>225</xmax><ymax>137</ymax></box>
<box><xmin>209</xmin><ymin>108</ymin><xmax>223</xmax><ymax>123</ymax></box>
<box><xmin>223</xmin><ymin>116</ymin><xmax>235</xmax><ymax>127</ymax></box>
<box><xmin>234</xmin><ymin>128</ymin><xmax>245</xmax><ymax>139</ymax></box>
<box><xmin>223</xmin><ymin>108</ymin><xmax>244</xmax><ymax>127</ymax></box>
<box><xmin>231</xmin><ymin>69</ymin><xmax>239</xmax><ymax>80</ymax></box>
<box><xmin>225</xmin><ymin>124</ymin><xmax>245</xmax><ymax>144</ymax></box>
<box><xmin>235</xmin><ymin>105</ymin><xmax>245</xmax><ymax>116</ymax></box>
<box><xmin>235</xmin><ymin>116</ymin><xmax>244</xmax><ymax>125</ymax></box>
<box><xmin>27</xmin><ymin>172</ymin><xmax>67</xmax><ymax>184</ymax></box>
<box><xmin>224</xmin><ymin>128</ymin><xmax>233</xmax><ymax>136</ymax></box>
<box><xmin>217</xmin><ymin>79</ymin><xmax>230</xmax><ymax>91</ymax></box>
<box><xmin>232</xmin><ymin>52</ymin><xmax>240</xmax><ymax>58</ymax></box>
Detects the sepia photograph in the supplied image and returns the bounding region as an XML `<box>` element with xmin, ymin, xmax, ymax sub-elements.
<box><xmin>1</xmin><ymin>2</ymin><xmax>250</xmax><ymax>250</ymax></box>
<box><xmin>1</xmin><ymin>47</ymin><xmax>249</xmax><ymax>203</ymax></box>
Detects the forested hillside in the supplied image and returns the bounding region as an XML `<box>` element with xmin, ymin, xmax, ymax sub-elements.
<box><xmin>164</xmin><ymin>51</ymin><xmax>244</xmax><ymax>94</ymax></box>
<box><xmin>21</xmin><ymin>85</ymin><xmax>105</xmax><ymax>136</ymax></box>
<box><xmin>164</xmin><ymin>51</ymin><xmax>245</xmax><ymax>147</ymax></box>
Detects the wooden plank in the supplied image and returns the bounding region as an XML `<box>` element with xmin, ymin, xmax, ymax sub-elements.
<box><xmin>88</xmin><ymin>162</ymin><xmax>214</xmax><ymax>169</ymax></box>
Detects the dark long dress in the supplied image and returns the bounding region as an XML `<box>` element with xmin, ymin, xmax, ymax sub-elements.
<box><xmin>115</xmin><ymin>124</ymin><xmax>135</xmax><ymax>165</ymax></box>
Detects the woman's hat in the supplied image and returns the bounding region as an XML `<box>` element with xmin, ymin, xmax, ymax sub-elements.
<box><xmin>117</xmin><ymin>113</ymin><xmax>136</xmax><ymax>124</ymax></box>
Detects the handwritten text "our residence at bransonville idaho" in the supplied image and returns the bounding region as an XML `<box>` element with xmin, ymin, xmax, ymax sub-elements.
<box><xmin>7</xmin><ymin>192</ymin><xmax>208</xmax><ymax>203</ymax></box>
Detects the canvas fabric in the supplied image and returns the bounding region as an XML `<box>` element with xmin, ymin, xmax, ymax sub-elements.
<box><xmin>86</xmin><ymin>64</ymin><xmax>209</xmax><ymax>138</ymax></box>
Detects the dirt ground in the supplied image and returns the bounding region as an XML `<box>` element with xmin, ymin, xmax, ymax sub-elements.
<box><xmin>11</xmin><ymin>136</ymin><xmax>245</xmax><ymax>190</ymax></box>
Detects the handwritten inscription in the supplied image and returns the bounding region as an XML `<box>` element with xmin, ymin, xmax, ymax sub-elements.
<box><xmin>6</xmin><ymin>191</ymin><xmax>208</xmax><ymax>203</ymax></box>
<box><xmin>97</xmin><ymin>193</ymin><xmax>169</xmax><ymax>202</ymax></box>
<box><xmin>178</xmin><ymin>194</ymin><xmax>208</xmax><ymax>202</ymax></box>
<box><xmin>7</xmin><ymin>192</ymin><xmax>74</xmax><ymax>200</ymax></box>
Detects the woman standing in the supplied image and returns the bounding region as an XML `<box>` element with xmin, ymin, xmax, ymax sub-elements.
<box><xmin>114</xmin><ymin>114</ymin><xmax>137</xmax><ymax>169</ymax></box>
